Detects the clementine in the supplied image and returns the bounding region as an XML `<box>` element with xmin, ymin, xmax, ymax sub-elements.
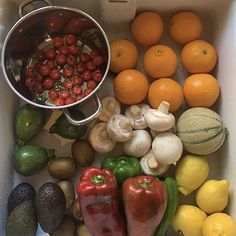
<box><xmin>110</xmin><ymin>39</ymin><xmax>138</xmax><ymax>73</ymax></box>
<box><xmin>113</xmin><ymin>69</ymin><xmax>149</xmax><ymax>105</ymax></box>
<box><xmin>144</xmin><ymin>45</ymin><xmax>178</xmax><ymax>78</ymax></box>
<box><xmin>131</xmin><ymin>12</ymin><xmax>164</xmax><ymax>46</ymax></box>
<box><xmin>181</xmin><ymin>39</ymin><xmax>218</xmax><ymax>73</ymax></box>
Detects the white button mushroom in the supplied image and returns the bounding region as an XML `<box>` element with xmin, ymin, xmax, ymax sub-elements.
<box><xmin>140</xmin><ymin>150</ymin><xmax>170</xmax><ymax>176</ymax></box>
<box><xmin>125</xmin><ymin>103</ymin><xmax>151</xmax><ymax>129</ymax></box>
<box><xmin>144</xmin><ymin>101</ymin><xmax>175</xmax><ymax>132</ymax></box>
<box><xmin>98</xmin><ymin>96</ymin><xmax>121</xmax><ymax>122</ymax></box>
<box><xmin>152</xmin><ymin>132</ymin><xmax>183</xmax><ymax>165</ymax></box>
<box><xmin>89</xmin><ymin>122</ymin><xmax>116</xmax><ymax>153</ymax></box>
<box><xmin>106</xmin><ymin>114</ymin><xmax>134</xmax><ymax>142</ymax></box>
<box><xmin>150</xmin><ymin>125</ymin><xmax>176</xmax><ymax>139</ymax></box>
<box><xmin>123</xmin><ymin>130</ymin><xmax>152</xmax><ymax>157</ymax></box>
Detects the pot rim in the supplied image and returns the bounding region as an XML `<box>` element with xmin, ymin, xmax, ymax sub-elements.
<box><xmin>1</xmin><ymin>5</ymin><xmax>111</xmax><ymax>110</ymax></box>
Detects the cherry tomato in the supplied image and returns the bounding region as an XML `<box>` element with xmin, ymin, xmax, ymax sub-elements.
<box><xmin>80</xmin><ymin>53</ymin><xmax>90</xmax><ymax>63</ymax></box>
<box><xmin>92</xmin><ymin>71</ymin><xmax>103</xmax><ymax>82</ymax></box>
<box><xmin>52</xmin><ymin>36</ymin><xmax>64</xmax><ymax>48</ymax></box>
<box><xmin>73</xmin><ymin>75</ymin><xmax>83</xmax><ymax>85</ymax></box>
<box><xmin>45</xmin><ymin>48</ymin><xmax>56</xmax><ymax>59</ymax></box>
<box><xmin>58</xmin><ymin>45</ymin><xmax>69</xmax><ymax>55</ymax></box>
<box><xmin>50</xmin><ymin>68</ymin><xmax>61</xmax><ymax>80</ymax></box>
<box><xmin>65</xmin><ymin>97</ymin><xmax>75</xmax><ymax>105</ymax></box>
<box><xmin>34</xmin><ymin>82</ymin><xmax>45</xmax><ymax>93</ymax></box>
<box><xmin>68</xmin><ymin>45</ymin><xmax>80</xmax><ymax>56</ymax></box>
<box><xmin>87</xmin><ymin>80</ymin><xmax>97</xmax><ymax>90</ymax></box>
<box><xmin>63</xmin><ymin>79</ymin><xmax>73</xmax><ymax>89</ymax></box>
<box><xmin>76</xmin><ymin>94</ymin><xmax>84</xmax><ymax>101</ymax></box>
<box><xmin>82</xmin><ymin>70</ymin><xmax>92</xmax><ymax>81</ymax></box>
<box><xmin>76</xmin><ymin>63</ymin><xmax>85</xmax><ymax>73</ymax></box>
<box><xmin>35</xmin><ymin>74</ymin><xmax>43</xmax><ymax>82</ymax></box>
<box><xmin>84</xmin><ymin>88</ymin><xmax>93</xmax><ymax>97</ymax></box>
<box><xmin>90</xmin><ymin>50</ymin><xmax>98</xmax><ymax>58</ymax></box>
<box><xmin>55</xmin><ymin>53</ymin><xmax>66</xmax><ymax>66</ymax></box>
<box><xmin>25</xmin><ymin>77</ymin><xmax>36</xmax><ymax>89</ymax></box>
<box><xmin>25</xmin><ymin>67</ymin><xmax>33</xmax><ymax>78</ymax></box>
<box><xmin>35</xmin><ymin>50</ymin><xmax>45</xmax><ymax>61</ymax></box>
<box><xmin>86</xmin><ymin>61</ymin><xmax>96</xmax><ymax>71</ymax></box>
<box><xmin>60</xmin><ymin>90</ymin><xmax>71</xmax><ymax>99</ymax></box>
<box><xmin>49</xmin><ymin>89</ymin><xmax>59</xmax><ymax>101</ymax></box>
<box><xmin>38</xmin><ymin>64</ymin><xmax>50</xmax><ymax>77</ymax></box>
<box><xmin>65</xmin><ymin>34</ymin><xmax>77</xmax><ymax>46</ymax></box>
<box><xmin>66</xmin><ymin>55</ymin><xmax>77</xmax><ymax>67</ymax></box>
<box><xmin>45</xmin><ymin>60</ymin><xmax>56</xmax><ymax>69</ymax></box>
<box><xmin>54</xmin><ymin>98</ymin><xmax>65</xmax><ymax>106</ymax></box>
<box><xmin>44</xmin><ymin>12</ymin><xmax>66</xmax><ymax>33</ymax></box>
<box><xmin>93</xmin><ymin>55</ymin><xmax>103</xmax><ymax>66</ymax></box>
<box><xmin>43</xmin><ymin>78</ymin><xmax>54</xmax><ymax>89</ymax></box>
<box><xmin>63</xmin><ymin>66</ymin><xmax>74</xmax><ymax>78</ymax></box>
<box><xmin>72</xmin><ymin>85</ymin><xmax>83</xmax><ymax>95</ymax></box>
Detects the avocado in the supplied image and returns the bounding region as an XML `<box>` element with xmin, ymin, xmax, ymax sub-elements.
<box><xmin>7</xmin><ymin>183</ymin><xmax>35</xmax><ymax>214</ymax></box>
<box><xmin>14</xmin><ymin>145</ymin><xmax>55</xmax><ymax>176</ymax></box>
<box><xmin>6</xmin><ymin>200</ymin><xmax>37</xmax><ymax>236</ymax></box>
<box><xmin>35</xmin><ymin>182</ymin><xmax>66</xmax><ymax>233</ymax></box>
<box><xmin>15</xmin><ymin>104</ymin><xmax>46</xmax><ymax>146</ymax></box>
<box><xmin>49</xmin><ymin>109</ymin><xmax>87</xmax><ymax>139</ymax></box>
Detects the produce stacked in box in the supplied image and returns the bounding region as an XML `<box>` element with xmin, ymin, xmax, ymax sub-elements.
<box><xmin>6</xmin><ymin>9</ymin><xmax>236</xmax><ymax>236</ymax></box>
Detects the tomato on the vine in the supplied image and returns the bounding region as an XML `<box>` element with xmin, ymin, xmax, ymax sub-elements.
<box><xmin>49</xmin><ymin>89</ymin><xmax>59</xmax><ymax>101</ymax></box>
<box><xmin>87</xmin><ymin>80</ymin><xmax>97</xmax><ymax>90</ymax></box>
<box><xmin>25</xmin><ymin>77</ymin><xmax>36</xmax><ymax>89</ymax></box>
<box><xmin>65</xmin><ymin>34</ymin><xmax>77</xmax><ymax>46</ymax></box>
<box><xmin>69</xmin><ymin>45</ymin><xmax>80</xmax><ymax>56</ymax></box>
<box><xmin>58</xmin><ymin>45</ymin><xmax>69</xmax><ymax>55</ymax></box>
<box><xmin>60</xmin><ymin>90</ymin><xmax>71</xmax><ymax>99</ymax></box>
<box><xmin>54</xmin><ymin>98</ymin><xmax>65</xmax><ymax>106</ymax></box>
<box><xmin>50</xmin><ymin>68</ymin><xmax>61</xmax><ymax>80</ymax></box>
<box><xmin>82</xmin><ymin>70</ymin><xmax>92</xmax><ymax>81</ymax></box>
<box><xmin>92</xmin><ymin>71</ymin><xmax>103</xmax><ymax>82</ymax></box>
<box><xmin>66</xmin><ymin>55</ymin><xmax>77</xmax><ymax>67</ymax></box>
<box><xmin>45</xmin><ymin>60</ymin><xmax>56</xmax><ymax>69</ymax></box>
<box><xmin>65</xmin><ymin>97</ymin><xmax>75</xmax><ymax>105</ymax></box>
<box><xmin>38</xmin><ymin>65</ymin><xmax>50</xmax><ymax>77</ymax></box>
<box><xmin>63</xmin><ymin>79</ymin><xmax>73</xmax><ymax>89</ymax></box>
<box><xmin>80</xmin><ymin>53</ymin><xmax>90</xmax><ymax>63</ymax></box>
<box><xmin>63</xmin><ymin>66</ymin><xmax>74</xmax><ymax>78</ymax></box>
<box><xmin>45</xmin><ymin>48</ymin><xmax>56</xmax><ymax>59</ymax></box>
<box><xmin>52</xmin><ymin>36</ymin><xmax>64</xmax><ymax>48</ymax></box>
<box><xmin>72</xmin><ymin>85</ymin><xmax>83</xmax><ymax>95</ymax></box>
<box><xmin>55</xmin><ymin>53</ymin><xmax>66</xmax><ymax>66</ymax></box>
<box><xmin>25</xmin><ymin>67</ymin><xmax>33</xmax><ymax>78</ymax></box>
<box><xmin>84</xmin><ymin>88</ymin><xmax>93</xmax><ymax>97</ymax></box>
<box><xmin>73</xmin><ymin>75</ymin><xmax>83</xmax><ymax>85</ymax></box>
<box><xmin>86</xmin><ymin>61</ymin><xmax>96</xmax><ymax>71</ymax></box>
<box><xmin>43</xmin><ymin>78</ymin><xmax>54</xmax><ymax>89</ymax></box>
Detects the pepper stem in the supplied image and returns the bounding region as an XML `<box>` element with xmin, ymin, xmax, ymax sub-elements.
<box><xmin>91</xmin><ymin>175</ymin><xmax>105</xmax><ymax>185</ymax></box>
<box><xmin>139</xmin><ymin>181</ymin><xmax>150</xmax><ymax>189</ymax></box>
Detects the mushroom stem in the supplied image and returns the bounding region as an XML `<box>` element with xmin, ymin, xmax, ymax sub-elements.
<box><xmin>119</xmin><ymin>119</ymin><xmax>131</xmax><ymax>130</ymax></box>
<box><xmin>107</xmin><ymin>101</ymin><xmax>116</xmax><ymax>112</ymax></box>
<box><xmin>158</xmin><ymin>101</ymin><xmax>170</xmax><ymax>115</ymax></box>
<box><xmin>130</xmin><ymin>105</ymin><xmax>142</xmax><ymax>117</ymax></box>
<box><xmin>148</xmin><ymin>156</ymin><xmax>159</xmax><ymax>170</ymax></box>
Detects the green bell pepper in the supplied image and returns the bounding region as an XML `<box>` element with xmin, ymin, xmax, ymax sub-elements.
<box><xmin>101</xmin><ymin>155</ymin><xmax>141</xmax><ymax>186</ymax></box>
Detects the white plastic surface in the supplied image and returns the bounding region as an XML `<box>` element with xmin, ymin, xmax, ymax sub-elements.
<box><xmin>1</xmin><ymin>0</ymin><xmax>236</xmax><ymax>235</ymax></box>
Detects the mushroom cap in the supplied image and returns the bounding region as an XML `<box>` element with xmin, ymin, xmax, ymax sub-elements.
<box><xmin>125</xmin><ymin>103</ymin><xmax>151</xmax><ymax>129</ymax></box>
<box><xmin>107</xmin><ymin>114</ymin><xmax>133</xmax><ymax>142</ymax></box>
<box><xmin>152</xmin><ymin>132</ymin><xmax>183</xmax><ymax>165</ymax></box>
<box><xmin>89</xmin><ymin>122</ymin><xmax>116</xmax><ymax>153</ymax></box>
<box><xmin>123</xmin><ymin>130</ymin><xmax>152</xmax><ymax>157</ymax></box>
<box><xmin>98</xmin><ymin>96</ymin><xmax>121</xmax><ymax>122</ymax></box>
<box><xmin>150</xmin><ymin>126</ymin><xmax>176</xmax><ymax>138</ymax></box>
<box><xmin>140</xmin><ymin>150</ymin><xmax>169</xmax><ymax>176</ymax></box>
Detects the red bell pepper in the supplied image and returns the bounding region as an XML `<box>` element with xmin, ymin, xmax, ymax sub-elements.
<box><xmin>123</xmin><ymin>176</ymin><xmax>167</xmax><ymax>236</ymax></box>
<box><xmin>76</xmin><ymin>167</ymin><xmax>126</xmax><ymax>236</ymax></box>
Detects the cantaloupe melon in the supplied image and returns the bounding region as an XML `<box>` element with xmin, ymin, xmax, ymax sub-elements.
<box><xmin>177</xmin><ymin>107</ymin><xmax>227</xmax><ymax>155</ymax></box>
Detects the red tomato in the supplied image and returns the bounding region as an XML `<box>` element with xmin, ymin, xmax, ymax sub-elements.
<box><xmin>25</xmin><ymin>77</ymin><xmax>36</xmax><ymax>89</ymax></box>
<box><xmin>63</xmin><ymin>79</ymin><xmax>73</xmax><ymax>89</ymax></box>
<box><xmin>38</xmin><ymin>65</ymin><xmax>50</xmax><ymax>77</ymax></box>
<box><xmin>93</xmin><ymin>55</ymin><xmax>103</xmax><ymax>66</ymax></box>
<box><xmin>25</xmin><ymin>67</ymin><xmax>33</xmax><ymax>78</ymax></box>
<box><xmin>86</xmin><ymin>61</ymin><xmax>96</xmax><ymax>71</ymax></box>
<box><xmin>43</xmin><ymin>78</ymin><xmax>54</xmax><ymax>89</ymax></box>
<box><xmin>68</xmin><ymin>45</ymin><xmax>80</xmax><ymax>56</ymax></box>
<box><xmin>54</xmin><ymin>98</ymin><xmax>65</xmax><ymax>106</ymax></box>
<box><xmin>76</xmin><ymin>94</ymin><xmax>84</xmax><ymax>101</ymax></box>
<box><xmin>73</xmin><ymin>75</ymin><xmax>83</xmax><ymax>85</ymax></box>
<box><xmin>87</xmin><ymin>80</ymin><xmax>97</xmax><ymax>90</ymax></box>
<box><xmin>60</xmin><ymin>90</ymin><xmax>71</xmax><ymax>99</ymax></box>
<box><xmin>34</xmin><ymin>83</ymin><xmax>45</xmax><ymax>93</ymax></box>
<box><xmin>52</xmin><ymin>36</ymin><xmax>64</xmax><ymax>48</ymax></box>
<box><xmin>66</xmin><ymin>55</ymin><xmax>77</xmax><ymax>67</ymax></box>
<box><xmin>50</xmin><ymin>68</ymin><xmax>61</xmax><ymax>80</ymax></box>
<box><xmin>72</xmin><ymin>85</ymin><xmax>83</xmax><ymax>95</ymax></box>
<box><xmin>63</xmin><ymin>66</ymin><xmax>74</xmax><ymax>78</ymax></box>
<box><xmin>92</xmin><ymin>71</ymin><xmax>103</xmax><ymax>82</ymax></box>
<box><xmin>55</xmin><ymin>53</ymin><xmax>66</xmax><ymax>66</ymax></box>
<box><xmin>84</xmin><ymin>88</ymin><xmax>93</xmax><ymax>97</ymax></box>
<box><xmin>49</xmin><ymin>89</ymin><xmax>59</xmax><ymax>101</ymax></box>
<box><xmin>90</xmin><ymin>50</ymin><xmax>99</xmax><ymax>58</ymax></box>
<box><xmin>45</xmin><ymin>60</ymin><xmax>56</xmax><ymax>69</ymax></box>
<box><xmin>35</xmin><ymin>50</ymin><xmax>45</xmax><ymax>61</ymax></box>
<box><xmin>65</xmin><ymin>97</ymin><xmax>75</xmax><ymax>105</ymax></box>
<box><xmin>80</xmin><ymin>53</ymin><xmax>90</xmax><ymax>63</ymax></box>
<box><xmin>58</xmin><ymin>45</ymin><xmax>69</xmax><ymax>55</ymax></box>
<box><xmin>45</xmin><ymin>48</ymin><xmax>56</xmax><ymax>59</ymax></box>
<box><xmin>82</xmin><ymin>70</ymin><xmax>92</xmax><ymax>81</ymax></box>
<box><xmin>44</xmin><ymin>12</ymin><xmax>66</xmax><ymax>33</ymax></box>
<box><xmin>76</xmin><ymin>63</ymin><xmax>85</xmax><ymax>73</ymax></box>
<box><xmin>65</xmin><ymin>34</ymin><xmax>77</xmax><ymax>46</ymax></box>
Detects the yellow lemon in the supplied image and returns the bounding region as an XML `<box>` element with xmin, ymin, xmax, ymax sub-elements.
<box><xmin>196</xmin><ymin>179</ymin><xmax>229</xmax><ymax>214</ymax></box>
<box><xmin>203</xmin><ymin>213</ymin><xmax>236</xmax><ymax>236</ymax></box>
<box><xmin>172</xmin><ymin>205</ymin><xmax>207</xmax><ymax>236</ymax></box>
<box><xmin>175</xmin><ymin>155</ymin><xmax>209</xmax><ymax>196</ymax></box>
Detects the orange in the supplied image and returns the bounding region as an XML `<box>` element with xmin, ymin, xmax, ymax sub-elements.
<box><xmin>181</xmin><ymin>40</ymin><xmax>218</xmax><ymax>73</ymax></box>
<box><xmin>148</xmin><ymin>78</ymin><xmax>183</xmax><ymax>112</ymax></box>
<box><xmin>113</xmin><ymin>69</ymin><xmax>149</xmax><ymax>105</ymax></box>
<box><xmin>183</xmin><ymin>74</ymin><xmax>220</xmax><ymax>107</ymax></box>
<box><xmin>169</xmin><ymin>11</ymin><xmax>202</xmax><ymax>44</ymax></box>
<box><xmin>131</xmin><ymin>12</ymin><xmax>164</xmax><ymax>46</ymax></box>
<box><xmin>144</xmin><ymin>45</ymin><xmax>178</xmax><ymax>78</ymax></box>
<box><xmin>110</xmin><ymin>39</ymin><xmax>138</xmax><ymax>73</ymax></box>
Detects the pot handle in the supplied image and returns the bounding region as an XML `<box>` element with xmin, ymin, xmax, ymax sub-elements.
<box><xmin>18</xmin><ymin>0</ymin><xmax>52</xmax><ymax>18</ymax></box>
<box><xmin>63</xmin><ymin>94</ymin><xmax>102</xmax><ymax>126</ymax></box>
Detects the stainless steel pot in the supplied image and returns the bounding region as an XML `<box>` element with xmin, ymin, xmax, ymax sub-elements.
<box><xmin>1</xmin><ymin>0</ymin><xmax>110</xmax><ymax>125</ymax></box>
